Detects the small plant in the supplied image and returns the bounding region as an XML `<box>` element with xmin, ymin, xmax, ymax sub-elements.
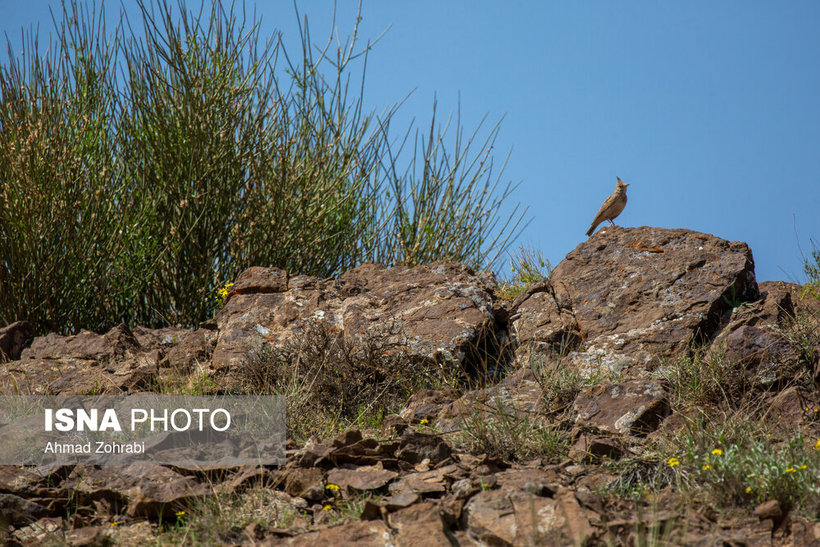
<box><xmin>497</xmin><ymin>246</ymin><xmax>551</xmax><ymax>300</ymax></box>
<box><xmin>658</xmin><ymin>409</ymin><xmax>820</xmax><ymax>516</ymax></box>
<box><xmin>239</xmin><ymin>319</ymin><xmax>458</xmax><ymax>440</ymax></box>
<box><xmin>455</xmin><ymin>399</ymin><xmax>568</xmax><ymax>462</ymax></box>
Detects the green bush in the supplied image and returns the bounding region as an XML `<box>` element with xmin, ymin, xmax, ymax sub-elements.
<box><xmin>0</xmin><ymin>0</ymin><xmax>524</xmax><ymax>333</ymax></box>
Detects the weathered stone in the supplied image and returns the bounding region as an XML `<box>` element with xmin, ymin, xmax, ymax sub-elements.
<box><xmin>159</xmin><ymin>328</ymin><xmax>217</xmax><ymax>370</ymax></box>
<box><xmin>0</xmin><ymin>492</ymin><xmax>48</xmax><ymax>527</ymax></box>
<box><xmin>65</xmin><ymin>464</ymin><xmax>209</xmax><ymax>518</ymax></box>
<box><xmin>326</xmin><ymin>465</ymin><xmax>398</xmax><ymax>492</ymax></box>
<box><xmin>754</xmin><ymin>499</ymin><xmax>783</xmax><ymax>523</ymax></box>
<box><xmin>389</xmin><ymin>502</ymin><xmax>451</xmax><ymax>546</ymax></box>
<box><xmin>283</xmin><ymin>519</ymin><xmax>392</xmax><ymax>546</ymax></box>
<box><xmin>213</xmin><ymin>262</ymin><xmax>497</xmax><ymax>374</ymax></box>
<box><xmin>765</xmin><ymin>386</ymin><xmax>820</xmax><ymax>431</ymax></box>
<box><xmin>283</xmin><ymin>467</ymin><xmax>325</xmax><ymax>501</ymax></box>
<box><xmin>516</xmin><ymin>227</ymin><xmax>757</xmax><ymax>376</ymax></box>
<box><xmin>399</xmin><ymin>389</ymin><xmax>459</xmax><ymax>423</ymax></box>
<box><xmin>437</xmin><ymin>368</ymin><xmax>545</xmax><ymax>433</ymax></box>
<box><xmin>462</xmin><ymin>488</ymin><xmax>593</xmax><ymax>546</ymax></box>
<box><xmin>568</xmin><ymin>433</ymin><xmax>625</xmax><ymax>463</ymax></box>
<box><xmin>572</xmin><ymin>380</ymin><xmax>670</xmax><ymax>436</ymax></box>
<box><xmin>385</xmin><ymin>491</ymin><xmax>420</xmax><ymax>511</ymax></box>
<box><xmin>395</xmin><ymin>432</ymin><xmax>452</xmax><ymax>465</ymax></box>
<box><xmin>389</xmin><ymin>466</ymin><xmax>459</xmax><ymax>496</ymax></box>
<box><xmin>0</xmin><ymin>321</ymin><xmax>34</xmax><ymax>362</ymax></box>
<box><xmin>0</xmin><ymin>356</ymin><xmax>156</xmax><ymax>395</ymax></box>
<box><xmin>22</xmin><ymin>324</ymin><xmax>141</xmax><ymax>362</ymax></box>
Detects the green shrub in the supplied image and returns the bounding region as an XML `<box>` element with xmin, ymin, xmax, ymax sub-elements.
<box><xmin>0</xmin><ymin>0</ymin><xmax>524</xmax><ymax>333</ymax></box>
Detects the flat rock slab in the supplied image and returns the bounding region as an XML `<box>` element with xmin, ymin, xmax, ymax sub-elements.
<box><xmin>212</xmin><ymin>262</ymin><xmax>497</xmax><ymax>373</ymax></box>
<box><xmin>514</xmin><ymin>227</ymin><xmax>757</xmax><ymax>376</ymax></box>
<box><xmin>571</xmin><ymin>380</ymin><xmax>670</xmax><ymax>436</ymax></box>
<box><xmin>463</xmin><ymin>488</ymin><xmax>594</xmax><ymax>546</ymax></box>
<box><xmin>326</xmin><ymin>466</ymin><xmax>398</xmax><ymax>492</ymax></box>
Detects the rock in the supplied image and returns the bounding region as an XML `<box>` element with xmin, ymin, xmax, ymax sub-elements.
<box><xmin>0</xmin><ymin>321</ymin><xmax>34</xmax><ymax>362</ymax></box>
<box><xmin>462</xmin><ymin>488</ymin><xmax>593</xmax><ymax>546</ymax></box>
<box><xmin>326</xmin><ymin>465</ymin><xmax>398</xmax><ymax>492</ymax></box>
<box><xmin>11</xmin><ymin>516</ymin><xmax>63</xmax><ymax>545</ymax></box>
<box><xmin>64</xmin><ymin>464</ymin><xmax>209</xmax><ymax>518</ymax></box>
<box><xmin>571</xmin><ymin>380</ymin><xmax>670</xmax><ymax>436</ymax></box>
<box><xmin>389</xmin><ymin>465</ymin><xmax>462</xmax><ymax>496</ymax></box>
<box><xmin>389</xmin><ymin>502</ymin><xmax>451</xmax><ymax>546</ymax></box>
<box><xmin>384</xmin><ymin>492</ymin><xmax>420</xmax><ymax>511</ymax></box>
<box><xmin>0</xmin><ymin>356</ymin><xmax>156</xmax><ymax>395</ymax></box>
<box><xmin>22</xmin><ymin>324</ymin><xmax>140</xmax><ymax>362</ymax></box>
<box><xmin>437</xmin><ymin>368</ymin><xmax>545</xmax><ymax>433</ymax></box>
<box><xmin>765</xmin><ymin>386</ymin><xmax>820</xmax><ymax>430</ymax></box>
<box><xmin>283</xmin><ymin>467</ymin><xmax>325</xmax><ymax>501</ymax></box>
<box><xmin>283</xmin><ymin>519</ymin><xmax>392</xmax><ymax>546</ymax></box>
<box><xmin>64</xmin><ymin>525</ymin><xmax>113</xmax><ymax>546</ymax></box>
<box><xmin>213</xmin><ymin>262</ymin><xmax>498</xmax><ymax>375</ymax></box>
<box><xmin>399</xmin><ymin>389</ymin><xmax>459</xmax><ymax>423</ymax></box>
<box><xmin>754</xmin><ymin>499</ymin><xmax>783</xmax><ymax>523</ymax></box>
<box><xmin>160</xmin><ymin>328</ymin><xmax>216</xmax><ymax>370</ymax></box>
<box><xmin>395</xmin><ymin>432</ymin><xmax>452</xmax><ymax>466</ymax></box>
<box><xmin>0</xmin><ymin>492</ymin><xmax>48</xmax><ymax>527</ymax></box>
<box><xmin>568</xmin><ymin>433</ymin><xmax>625</xmax><ymax>463</ymax></box>
<box><xmin>515</xmin><ymin>227</ymin><xmax>757</xmax><ymax>376</ymax></box>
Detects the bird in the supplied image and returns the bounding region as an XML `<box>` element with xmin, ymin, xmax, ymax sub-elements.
<box><xmin>586</xmin><ymin>177</ymin><xmax>629</xmax><ymax>237</ymax></box>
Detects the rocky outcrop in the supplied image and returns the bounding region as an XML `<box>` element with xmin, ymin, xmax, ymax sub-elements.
<box><xmin>2</xmin><ymin>227</ymin><xmax>819</xmax><ymax>544</ymax></box>
<box><xmin>212</xmin><ymin>262</ymin><xmax>499</xmax><ymax>377</ymax></box>
<box><xmin>513</xmin><ymin>227</ymin><xmax>758</xmax><ymax>376</ymax></box>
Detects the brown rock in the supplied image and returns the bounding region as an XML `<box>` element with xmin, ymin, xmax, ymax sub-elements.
<box><xmin>765</xmin><ymin>386</ymin><xmax>820</xmax><ymax>430</ymax></box>
<box><xmin>516</xmin><ymin>227</ymin><xmax>757</xmax><ymax>376</ymax></box>
<box><xmin>385</xmin><ymin>492</ymin><xmax>420</xmax><ymax>511</ymax></box>
<box><xmin>437</xmin><ymin>368</ymin><xmax>545</xmax><ymax>433</ymax></box>
<box><xmin>568</xmin><ymin>433</ymin><xmax>625</xmax><ymax>463</ymax></box>
<box><xmin>213</xmin><ymin>262</ymin><xmax>498</xmax><ymax>374</ymax></box>
<box><xmin>571</xmin><ymin>380</ymin><xmax>670</xmax><ymax>436</ymax></box>
<box><xmin>283</xmin><ymin>519</ymin><xmax>392</xmax><ymax>546</ymax></box>
<box><xmin>0</xmin><ymin>356</ymin><xmax>156</xmax><ymax>395</ymax></box>
<box><xmin>283</xmin><ymin>467</ymin><xmax>325</xmax><ymax>501</ymax></box>
<box><xmin>0</xmin><ymin>321</ymin><xmax>34</xmax><ymax>362</ymax></box>
<box><xmin>22</xmin><ymin>324</ymin><xmax>140</xmax><ymax>362</ymax></box>
<box><xmin>326</xmin><ymin>465</ymin><xmax>398</xmax><ymax>492</ymax></box>
<box><xmin>160</xmin><ymin>328</ymin><xmax>217</xmax><ymax>370</ymax></box>
<box><xmin>754</xmin><ymin>499</ymin><xmax>783</xmax><ymax>523</ymax></box>
<box><xmin>399</xmin><ymin>389</ymin><xmax>459</xmax><ymax>423</ymax></box>
<box><xmin>462</xmin><ymin>488</ymin><xmax>593</xmax><ymax>546</ymax></box>
<box><xmin>65</xmin><ymin>464</ymin><xmax>209</xmax><ymax>518</ymax></box>
<box><xmin>389</xmin><ymin>502</ymin><xmax>451</xmax><ymax>546</ymax></box>
<box><xmin>395</xmin><ymin>432</ymin><xmax>452</xmax><ymax>465</ymax></box>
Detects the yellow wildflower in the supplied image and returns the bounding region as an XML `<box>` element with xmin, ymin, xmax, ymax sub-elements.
<box><xmin>711</xmin><ymin>449</ymin><xmax>723</xmax><ymax>456</ymax></box>
<box><xmin>420</xmin><ymin>418</ymin><xmax>429</xmax><ymax>425</ymax></box>
<box><xmin>745</xmin><ymin>487</ymin><xmax>752</xmax><ymax>494</ymax></box>
<box><xmin>702</xmin><ymin>464</ymin><xmax>711</xmax><ymax>470</ymax></box>
<box><xmin>798</xmin><ymin>464</ymin><xmax>807</xmax><ymax>470</ymax></box>
<box><xmin>785</xmin><ymin>467</ymin><xmax>796</xmax><ymax>473</ymax></box>
<box><xmin>668</xmin><ymin>457</ymin><xmax>680</xmax><ymax>467</ymax></box>
<box><xmin>815</xmin><ymin>439</ymin><xmax>820</xmax><ymax>450</ymax></box>
<box><xmin>323</xmin><ymin>505</ymin><xmax>332</xmax><ymax>511</ymax></box>
<box><xmin>176</xmin><ymin>510</ymin><xmax>185</xmax><ymax>517</ymax></box>
<box><xmin>325</xmin><ymin>483</ymin><xmax>340</xmax><ymax>492</ymax></box>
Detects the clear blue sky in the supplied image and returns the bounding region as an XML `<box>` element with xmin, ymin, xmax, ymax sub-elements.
<box><xmin>4</xmin><ymin>1</ymin><xmax>819</xmax><ymax>282</ymax></box>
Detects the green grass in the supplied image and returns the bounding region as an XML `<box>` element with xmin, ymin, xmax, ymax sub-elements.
<box><xmin>0</xmin><ymin>0</ymin><xmax>524</xmax><ymax>335</ymax></box>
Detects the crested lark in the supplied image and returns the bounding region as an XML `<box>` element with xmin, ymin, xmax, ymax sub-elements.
<box><xmin>586</xmin><ymin>177</ymin><xmax>629</xmax><ymax>237</ymax></box>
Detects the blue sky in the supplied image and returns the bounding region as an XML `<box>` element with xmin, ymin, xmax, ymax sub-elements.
<box><xmin>4</xmin><ymin>1</ymin><xmax>819</xmax><ymax>282</ymax></box>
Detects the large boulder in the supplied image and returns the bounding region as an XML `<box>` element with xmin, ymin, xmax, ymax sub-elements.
<box><xmin>513</xmin><ymin>227</ymin><xmax>758</xmax><ymax>377</ymax></box>
<box><xmin>212</xmin><ymin>262</ymin><xmax>499</xmax><ymax>375</ymax></box>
